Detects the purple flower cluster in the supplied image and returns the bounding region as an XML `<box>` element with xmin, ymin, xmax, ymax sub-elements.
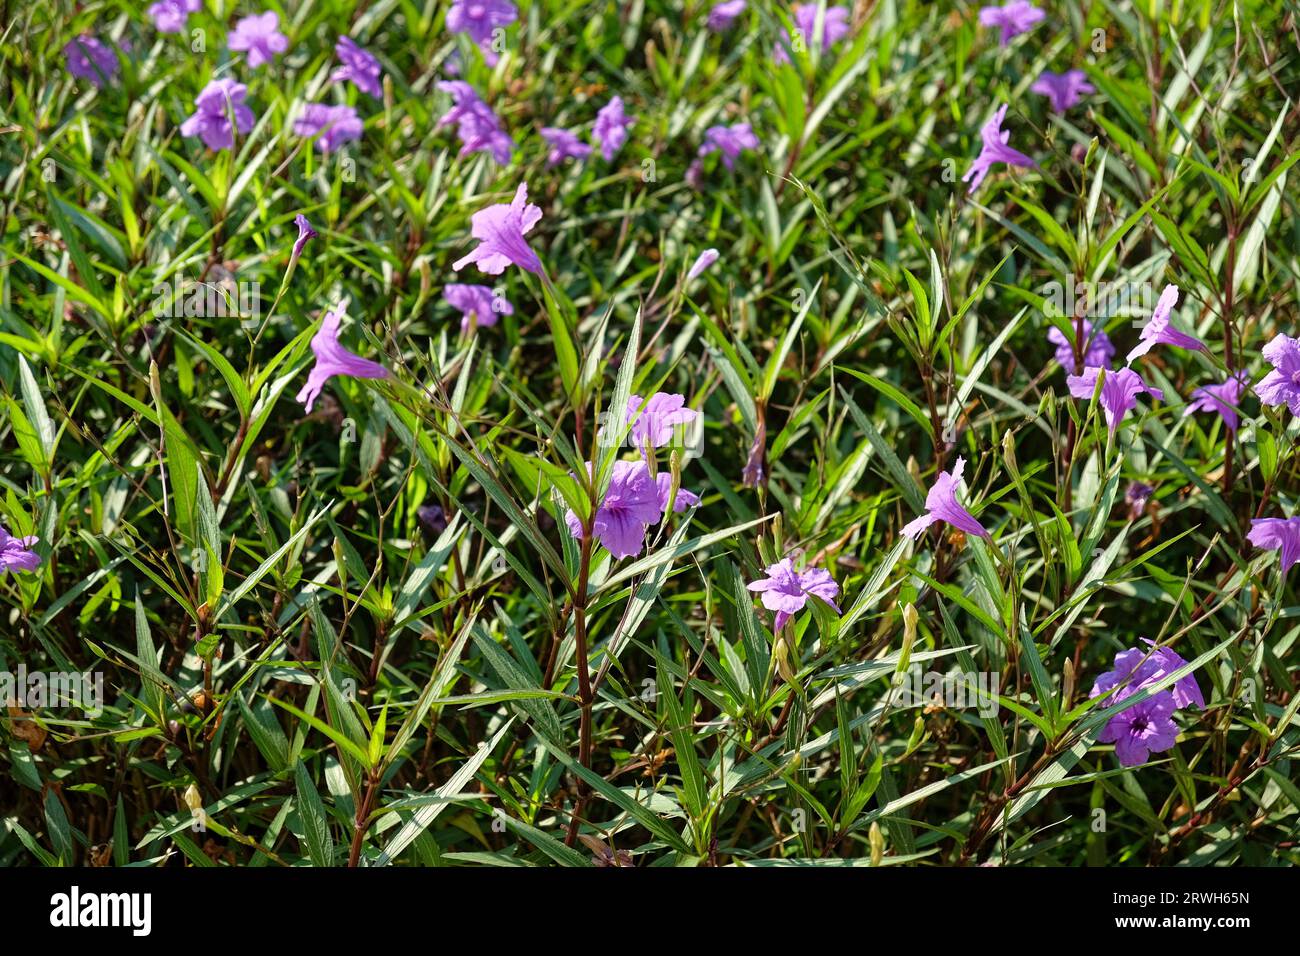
<box><xmin>592</xmin><ymin>96</ymin><xmax>635</xmax><ymax>162</ymax></box>
<box><xmin>564</xmin><ymin>458</ymin><xmax>700</xmax><ymax>559</ymax></box>
<box><xmin>437</xmin><ymin>81</ymin><xmax>515</xmax><ymax>164</ymax></box>
<box><xmin>446</xmin><ymin>0</ymin><xmax>518</xmax><ymax>67</ymax></box>
<box><xmin>148</xmin><ymin>0</ymin><xmax>201</xmax><ymax>34</ymax></box>
<box><xmin>333</xmin><ymin>36</ymin><xmax>384</xmax><ymax>98</ymax></box>
<box><xmin>294</xmin><ymin>104</ymin><xmax>364</xmax><ymax>153</ymax></box>
<box><xmin>1091</xmin><ymin>641</ymin><xmax>1202</xmax><ymax>767</ymax></box>
<box><xmin>698</xmin><ymin>122</ymin><xmax>760</xmax><ymax>170</ymax></box>
<box><xmin>64</xmin><ymin>35</ymin><xmax>121</xmax><ymax>88</ymax></box>
<box><xmin>774</xmin><ymin>4</ymin><xmax>851</xmax><ymax>64</ymax></box>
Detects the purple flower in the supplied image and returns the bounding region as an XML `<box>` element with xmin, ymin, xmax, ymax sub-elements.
<box><xmin>977</xmin><ymin>1</ymin><xmax>1045</xmax><ymax>45</ymax></box>
<box><xmin>655</xmin><ymin>473</ymin><xmax>700</xmax><ymax>517</ymax></box>
<box><xmin>180</xmin><ymin>79</ymin><xmax>255</xmax><ymax>151</ymax></box>
<box><xmin>296</xmin><ymin>310</ymin><xmax>390</xmax><ymax>413</ymax></box>
<box><xmin>64</xmin><ymin>35</ymin><xmax>120</xmax><ymax>88</ymax></box>
<box><xmin>774</xmin><ymin>4</ymin><xmax>851</xmax><ymax>64</ymax></box>
<box><xmin>1066</xmin><ymin>366</ymin><xmax>1163</xmax><ymax>437</ymax></box>
<box><xmin>227</xmin><ymin>11</ymin><xmax>288</xmax><ymax>68</ymax></box>
<box><xmin>698</xmin><ymin>122</ymin><xmax>760</xmax><ymax>170</ymax></box>
<box><xmin>708</xmin><ymin>0</ymin><xmax>747</xmax><ymax>31</ymax></box>
<box><xmin>291</xmin><ymin>214</ymin><xmax>317</xmax><ymax>264</ymax></box>
<box><xmin>437</xmin><ymin>81</ymin><xmax>514</xmax><ymax>164</ymax></box>
<box><xmin>294</xmin><ymin>103</ymin><xmax>363</xmax><ymax>153</ymax></box>
<box><xmin>1126</xmin><ymin>285</ymin><xmax>1204</xmax><ymax>363</ymax></box>
<box><xmin>1125</xmin><ymin>481</ymin><xmax>1154</xmax><ymax>520</ymax></box>
<box><xmin>452</xmin><ymin>183</ymin><xmax>543</xmax><ymax>276</ymax></box>
<box><xmin>333</xmin><ymin>36</ymin><xmax>383</xmax><ymax>98</ymax></box>
<box><xmin>540</xmin><ymin>127</ymin><xmax>592</xmax><ymax>166</ymax></box>
<box><xmin>688</xmin><ymin>249</ymin><xmax>719</xmax><ymax>280</ymax></box>
<box><xmin>418</xmin><ymin>503</ymin><xmax>447</xmax><ymax>533</ymax></box>
<box><xmin>0</xmin><ymin>526</ymin><xmax>41</xmax><ymax>574</ymax></box>
<box><xmin>1255</xmin><ymin>333</ymin><xmax>1300</xmax><ymax>416</ymax></box>
<box><xmin>446</xmin><ymin>0</ymin><xmax>518</xmax><ymax>66</ymax></box>
<box><xmin>901</xmin><ymin>456</ymin><xmax>989</xmax><ymax>541</ymax></box>
<box><xmin>444</xmin><ymin>283</ymin><xmax>513</xmax><ymax>331</ymax></box>
<box><xmin>149</xmin><ymin>0</ymin><xmax>201</xmax><ymax>34</ymax></box>
<box><xmin>564</xmin><ymin>460</ymin><xmax>666</xmax><ymax>559</ymax></box>
<box><xmin>1248</xmin><ymin>516</ymin><xmax>1300</xmax><ymax>575</ymax></box>
<box><xmin>962</xmin><ymin>103</ymin><xmax>1036</xmax><ymax>194</ymax></box>
<box><xmin>1096</xmin><ymin>693</ymin><xmax>1179</xmax><ymax>767</ymax></box>
<box><xmin>746</xmin><ymin>556</ymin><xmax>840</xmax><ymax>632</ymax></box>
<box><xmin>1090</xmin><ymin>640</ymin><xmax>1204</xmax><ymax>712</ymax></box>
<box><xmin>626</xmin><ymin>393</ymin><xmax>697</xmax><ymax>449</ymax></box>
<box><xmin>1030</xmin><ymin>69</ymin><xmax>1095</xmax><ymax>112</ymax></box>
<box><xmin>1184</xmin><ymin>370</ymin><xmax>1249</xmax><ymax>433</ymax></box>
<box><xmin>592</xmin><ymin>96</ymin><xmax>635</xmax><ymax>162</ymax></box>
<box><xmin>1047</xmin><ymin>319</ymin><xmax>1114</xmax><ymax>372</ymax></box>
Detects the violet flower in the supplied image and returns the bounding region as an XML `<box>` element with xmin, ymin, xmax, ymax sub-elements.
<box><xmin>1030</xmin><ymin>69</ymin><xmax>1095</xmax><ymax>112</ymax></box>
<box><xmin>563</xmin><ymin>460</ymin><xmax>665</xmax><ymax>559</ymax></box>
<box><xmin>626</xmin><ymin>393</ymin><xmax>697</xmax><ymax>450</ymax></box>
<box><xmin>291</xmin><ymin>214</ymin><xmax>317</xmax><ymax>265</ymax></box>
<box><xmin>446</xmin><ymin>0</ymin><xmax>518</xmax><ymax>66</ymax></box>
<box><xmin>444</xmin><ymin>283</ymin><xmax>513</xmax><ymax>331</ymax></box>
<box><xmin>452</xmin><ymin>183</ymin><xmax>543</xmax><ymax>276</ymax></box>
<box><xmin>333</xmin><ymin>36</ymin><xmax>383</xmax><ymax>98</ymax></box>
<box><xmin>437</xmin><ymin>81</ymin><xmax>514</xmax><ymax>164</ymax></box>
<box><xmin>149</xmin><ymin>0</ymin><xmax>201</xmax><ymax>34</ymax></box>
<box><xmin>1184</xmin><ymin>371</ymin><xmax>1249</xmax><ymax>433</ymax></box>
<box><xmin>708</xmin><ymin>0</ymin><xmax>747</xmax><ymax>31</ymax></box>
<box><xmin>747</xmin><ymin>556</ymin><xmax>840</xmax><ymax>632</ymax></box>
<box><xmin>592</xmin><ymin>96</ymin><xmax>635</xmax><ymax>162</ymax></box>
<box><xmin>698</xmin><ymin>122</ymin><xmax>760</xmax><ymax>170</ymax></box>
<box><xmin>1126</xmin><ymin>285</ymin><xmax>1204</xmax><ymax>363</ymax></box>
<box><xmin>1090</xmin><ymin>639</ymin><xmax>1203</xmax><ymax>767</ymax></box>
<box><xmin>296</xmin><ymin>310</ymin><xmax>390</xmax><ymax>413</ymax></box>
<box><xmin>1248</xmin><ymin>516</ymin><xmax>1300</xmax><ymax>575</ymax></box>
<box><xmin>1066</xmin><ymin>366</ymin><xmax>1163</xmax><ymax>437</ymax></box>
<box><xmin>1125</xmin><ymin>481</ymin><xmax>1154</xmax><ymax>520</ymax></box>
<box><xmin>1047</xmin><ymin>319</ymin><xmax>1114</xmax><ymax>372</ymax></box>
<box><xmin>540</xmin><ymin>127</ymin><xmax>592</xmax><ymax>166</ymax></box>
<box><xmin>901</xmin><ymin>456</ymin><xmax>989</xmax><ymax>541</ymax></box>
<box><xmin>64</xmin><ymin>35</ymin><xmax>120</xmax><ymax>88</ymax></box>
<box><xmin>774</xmin><ymin>4</ymin><xmax>851</xmax><ymax>64</ymax></box>
<box><xmin>655</xmin><ymin>473</ymin><xmax>701</xmax><ymax>518</ymax></box>
<box><xmin>1096</xmin><ymin>693</ymin><xmax>1179</xmax><ymax>767</ymax></box>
<box><xmin>417</xmin><ymin>503</ymin><xmax>447</xmax><ymax>534</ymax></box>
<box><xmin>227</xmin><ymin>11</ymin><xmax>289</xmax><ymax>68</ymax></box>
<box><xmin>688</xmin><ymin>249</ymin><xmax>719</xmax><ymax>280</ymax></box>
<box><xmin>1091</xmin><ymin>640</ymin><xmax>1204</xmax><ymax>711</ymax></box>
<box><xmin>0</xmin><ymin>526</ymin><xmax>41</xmax><ymax>574</ymax></box>
<box><xmin>180</xmin><ymin>79</ymin><xmax>255</xmax><ymax>151</ymax></box>
<box><xmin>1255</xmin><ymin>333</ymin><xmax>1300</xmax><ymax>416</ymax></box>
<box><xmin>977</xmin><ymin>0</ymin><xmax>1045</xmax><ymax>45</ymax></box>
<box><xmin>294</xmin><ymin>103</ymin><xmax>363</xmax><ymax>153</ymax></box>
<box><xmin>962</xmin><ymin>103</ymin><xmax>1036</xmax><ymax>194</ymax></box>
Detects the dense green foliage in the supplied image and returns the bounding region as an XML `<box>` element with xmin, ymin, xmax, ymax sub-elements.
<box><xmin>2</xmin><ymin>0</ymin><xmax>1299</xmax><ymax>867</ymax></box>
